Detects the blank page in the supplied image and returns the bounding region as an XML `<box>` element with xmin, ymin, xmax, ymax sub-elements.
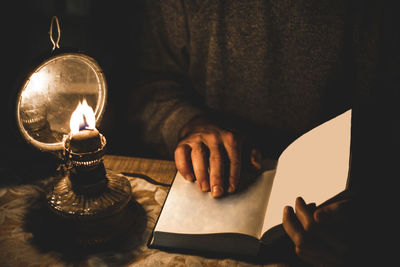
<box><xmin>155</xmin><ymin>168</ymin><xmax>276</xmax><ymax>238</ymax></box>
<box><xmin>262</xmin><ymin>109</ymin><xmax>351</xmax><ymax>233</ymax></box>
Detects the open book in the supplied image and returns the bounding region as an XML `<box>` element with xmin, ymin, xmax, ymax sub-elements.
<box><xmin>148</xmin><ymin>109</ymin><xmax>352</xmax><ymax>257</ymax></box>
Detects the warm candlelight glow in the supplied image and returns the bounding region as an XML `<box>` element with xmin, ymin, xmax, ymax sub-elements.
<box><xmin>21</xmin><ymin>71</ymin><xmax>50</xmax><ymax>99</ymax></box>
<box><xmin>70</xmin><ymin>99</ymin><xmax>96</xmax><ymax>135</ymax></box>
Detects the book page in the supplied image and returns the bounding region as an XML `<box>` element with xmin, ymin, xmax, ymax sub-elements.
<box><xmin>155</xmin><ymin>167</ymin><xmax>276</xmax><ymax>239</ymax></box>
<box><xmin>262</xmin><ymin>109</ymin><xmax>351</xmax><ymax>233</ymax></box>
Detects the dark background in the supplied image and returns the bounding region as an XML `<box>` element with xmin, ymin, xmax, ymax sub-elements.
<box><xmin>1</xmin><ymin>0</ymin><xmax>157</xmax><ymax>167</ymax></box>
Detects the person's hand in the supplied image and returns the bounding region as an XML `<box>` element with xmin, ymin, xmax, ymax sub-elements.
<box><xmin>282</xmin><ymin>196</ymin><xmax>354</xmax><ymax>266</ymax></box>
<box><xmin>174</xmin><ymin>116</ymin><xmax>262</xmax><ymax>198</ymax></box>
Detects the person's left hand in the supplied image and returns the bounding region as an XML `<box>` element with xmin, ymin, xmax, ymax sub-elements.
<box><xmin>282</xmin><ymin>196</ymin><xmax>354</xmax><ymax>266</ymax></box>
<box><xmin>174</xmin><ymin>116</ymin><xmax>262</xmax><ymax>198</ymax></box>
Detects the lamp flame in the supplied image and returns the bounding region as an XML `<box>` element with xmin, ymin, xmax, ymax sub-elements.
<box><xmin>70</xmin><ymin>99</ymin><xmax>96</xmax><ymax>135</ymax></box>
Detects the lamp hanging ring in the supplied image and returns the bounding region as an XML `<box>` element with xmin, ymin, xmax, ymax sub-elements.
<box><xmin>49</xmin><ymin>16</ymin><xmax>61</xmax><ymax>51</ymax></box>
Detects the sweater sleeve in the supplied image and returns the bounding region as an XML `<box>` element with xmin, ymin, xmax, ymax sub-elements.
<box><xmin>129</xmin><ymin>0</ymin><xmax>204</xmax><ymax>157</ymax></box>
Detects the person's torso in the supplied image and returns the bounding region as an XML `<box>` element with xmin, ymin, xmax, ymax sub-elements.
<box><xmin>185</xmin><ymin>0</ymin><xmax>353</xmax><ymax>135</ymax></box>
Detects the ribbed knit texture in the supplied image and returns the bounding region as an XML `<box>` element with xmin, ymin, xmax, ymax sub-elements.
<box><xmin>131</xmin><ymin>0</ymin><xmax>379</xmax><ymax>158</ymax></box>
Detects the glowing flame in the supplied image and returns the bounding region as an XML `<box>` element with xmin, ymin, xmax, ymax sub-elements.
<box><xmin>70</xmin><ymin>99</ymin><xmax>96</xmax><ymax>134</ymax></box>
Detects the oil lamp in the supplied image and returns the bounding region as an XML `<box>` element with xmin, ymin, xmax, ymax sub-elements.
<box><xmin>44</xmin><ymin>99</ymin><xmax>132</xmax><ymax>246</ymax></box>
<box><xmin>14</xmin><ymin>16</ymin><xmax>133</xmax><ymax>247</ymax></box>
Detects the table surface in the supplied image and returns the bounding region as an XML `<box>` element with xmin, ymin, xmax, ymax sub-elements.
<box><xmin>0</xmin><ymin>154</ymin><xmax>294</xmax><ymax>267</ymax></box>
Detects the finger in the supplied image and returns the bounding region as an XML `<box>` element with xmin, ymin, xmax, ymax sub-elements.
<box><xmin>296</xmin><ymin>197</ymin><xmax>346</xmax><ymax>252</ymax></box>
<box><xmin>250</xmin><ymin>148</ymin><xmax>262</xmax><ymax>171</ymax></box>
<box><xmin>191</xmin><ymin>143</ymin><xmax>210</xmax><ymax>192</ymax></box>
<box><xmin>313</xmin><ymin>200</ymin><xmax>354</xmax><ymax>254</ymax></box>
<box><xmin>295</xmin><ymin>197</ymin><xmax>316</xmax><ymax>232</ymax></box>
<box><xmin>295</xmin><ymin>197</ymin><xmax>345</xmax><ymax>251</ymax></box>
<box><xmin>307</xmin><ymin>202</ymin><xmax>317</xmax><ymax>212</ymax></box>
<box><xmin>284</xmin><ymin>205</ymin><xmax>345</xmax><ymax>266</ymax></box>
<box><xmin>207</xmin><ymin>136</ymin><xmax>224</xmax><ymax>198</ymax></box>
<box><xmin>222</xmin><ymin>131</ymin><xmax>241</xmax><ymax>193</ymax></box>
<box><xmin>174</xmin><ymin>144</ymin><xmax>194</xmax><ymax>181</ymax></box>
<box><xmin>282</xmin><ymin>206</ymin><xmax>307</xmax><ymax>249</ymax></box>
<box><xmin>314</xmin><ymin>199</ymin><xmax>352</xmax><ymax>225</ymax></box>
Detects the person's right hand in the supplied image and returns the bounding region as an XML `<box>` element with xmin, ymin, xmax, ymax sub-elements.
<box><xmin>282</xmin><ymin>196</ymin><xmax>355</xmax><ymax>266</ymax></box>
<box><xmin>174</xmin><ymin>116</ymin><xmax>261</xmax><ymax>198</ymax></box>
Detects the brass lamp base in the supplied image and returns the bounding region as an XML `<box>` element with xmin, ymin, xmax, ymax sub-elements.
<box><xmin>46</xmin><ymin>163</ymin><xmax>132</xmax><ymax>247</ymax></box>
<box><xmin>45</xmin><ymin>133</ymin><xmax>132</xmax><ymax>247</ymax></box>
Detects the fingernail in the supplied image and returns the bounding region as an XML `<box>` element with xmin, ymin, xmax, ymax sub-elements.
<box><xmin>227</xmin><ymin>184</ymin><xmax>235</xmax><ymax>193</ymax></box>
<box><xmin>212</xmin><ymin>185</ymin><xmax>223</xmax><ymax>197</ymax></box>
<box><xmin>296</xmin><ymin>196</ymin><xmax>305</xmax><ymax>205</ymax></box>
<box><xmin>185</xmin><ymin>174</ymin><xmax>194</xmax><ymax>181</ymax></box>
<box><xmin>201</xmin><ymin>181</ymin><xmax>210</xmax><ymax>192</ymax></box>
<box><xmin>284</xmin><ymin>206</ymin><xmax>293</xmax><ymax>216</ymax></box>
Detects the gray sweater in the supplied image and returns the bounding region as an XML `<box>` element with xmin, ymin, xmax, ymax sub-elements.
<box><xmin>130</xmin><ymin>0</ymin><xmax>380</xmax><ymax>158</ymax></box>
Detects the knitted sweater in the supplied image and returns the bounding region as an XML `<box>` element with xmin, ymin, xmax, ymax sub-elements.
<box><xmin>130</xmin><ymin>0</ymin><xmax>381</xmax><ymax>158</ymax></box>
